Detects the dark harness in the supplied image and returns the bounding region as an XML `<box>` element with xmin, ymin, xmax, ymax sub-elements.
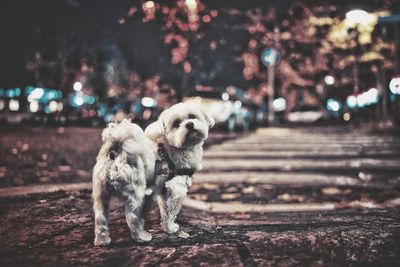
<box><xmin>157</xmin><ymin>144</ymin><xmax>195</xmax><ymax>179</ymax></box>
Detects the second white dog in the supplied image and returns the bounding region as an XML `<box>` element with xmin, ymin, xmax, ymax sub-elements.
<box><xmin>145</xmin><ymin>103</ymin><xmax>215</xmax><ymax>234</ymax></box>
<box><xmin>92</xmin><ymin>119</ymin><xmax>156</xmax><ymax>246</ymax></box>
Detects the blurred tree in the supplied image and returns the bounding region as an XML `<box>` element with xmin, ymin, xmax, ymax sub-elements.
<box><xmin>7</xmin><ymin>0</ymin><xmax>398</xmax><ymax>106</ymax></box>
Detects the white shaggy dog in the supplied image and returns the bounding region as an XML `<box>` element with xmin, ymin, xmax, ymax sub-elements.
<box><xmin>92</xmin><ymin>119</ymin><xmax>156</xmax><ymax>246</ymax></box>
<box><xmin>145</xmin><ymin>103</ymin><xmax>214</xmax><ymax>234</ymax></box>
<box><xmin>92</xmin><ymin>103</ymin><xmax>214</xmax><ymax>246</ymax></box>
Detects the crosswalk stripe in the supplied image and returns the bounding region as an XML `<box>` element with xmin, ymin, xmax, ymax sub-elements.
<box><xmin>194</xmin><ymin>172</ymin><xmax>366</xmax><ymax>186</ymax></box>
<box><xmin>182</xmin><ymin>197</ymin><xmax>396</xmax><ymax>213</ymax></box>
<box><xmin>201</xmin><ymin>158</ymin><xmax>400</xmax><ymax>172</ymax></box>
<box><xmin>204</xmin><ymin>150</ymin><xmax>400</xmax><ymax>158</ymax></box>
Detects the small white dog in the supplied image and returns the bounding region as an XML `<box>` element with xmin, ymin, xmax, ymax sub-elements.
<box><xmin>92</xmin><ymin>119</ymin><xmax>156</xmax><ymax>246</ymax></box>
<box><xmin>92</xmin><ymin>103</ymin><xmax>214</xmax><ymax>246</ymax></box>
<box><xmin>145</xmin><ymin>103</ymin><xmax>215</xmax><ymax>234</ymax></box>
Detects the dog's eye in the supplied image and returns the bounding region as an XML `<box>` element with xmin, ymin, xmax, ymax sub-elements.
<box><xmin>172</xmin><ymin>119</ymin><xmax>182</xmax><ymax>128</ymax></box>
<box><xmin>188</xmin><ymin>114</ymin><xmax>196</xmax><ymax>119</ymax></box>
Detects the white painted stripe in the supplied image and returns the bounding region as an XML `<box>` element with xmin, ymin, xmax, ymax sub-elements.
<box><xmin>0</xmin><ymin>172</ymin><xmax>365</xmax><ymax>198</ymax></box>
<box><xmin>204</xmin><ymin>150</ymin><xmax>399</xmax><ymax>158</ymax></box>
<box><xmin>183</xmin><ymin>198</ymin><xmax>324</xmax><ymax>213</ymax></box>
<box><xmin>213</xmin><ymin>144</ymin><xmax>398</xmax><ymax>151</ymax></box>
<box><xmin>202</xmin><ymin>158</ymin><xmax>400</xmax><ymax>171</ymax></box>
<box><xmin>0</xmin><ymin>182</ymin><xmax>92</xmax><ymax>197</ymax></box>
<box><xmin>193</xmin><ymin>172</ymin><xmax>362</xmax><ymax>186</ymax></box>
<box><xmin>182</xmin><ymin>197</ymin><xmax>387</xmax><ymax>213</ymax></box>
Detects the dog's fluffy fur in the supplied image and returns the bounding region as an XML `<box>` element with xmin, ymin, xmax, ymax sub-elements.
<box><xmin>145</xmin><ymin>103</ymin><xmax>215</xmax><ymax>234</ymax></box>
<box><xmin>92</xmin><ymin>103</ymin><xmax>214</xmax><ymax>246</ymax></box>
<box><xmin>92</xmin><ymin>119</ymin><xmax>156</xmax><ymax>246</ymax></box>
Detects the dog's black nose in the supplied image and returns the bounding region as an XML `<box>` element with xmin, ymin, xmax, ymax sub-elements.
<box><xmin>186</xmin><ymin>122</ymin><xmax>194</xmax><ymax>130</ymax></box>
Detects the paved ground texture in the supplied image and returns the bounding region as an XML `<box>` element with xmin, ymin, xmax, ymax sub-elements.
<box><xmin>1</xmin><ymin>126</ymin><xmax>400</xmax><ymax>266</ymax></box>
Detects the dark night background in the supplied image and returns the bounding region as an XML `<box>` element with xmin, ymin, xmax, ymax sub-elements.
<box><xmin>1</xmin><ymin>0</ymin><xmax>399</xmax><ymax>98</ymax></box>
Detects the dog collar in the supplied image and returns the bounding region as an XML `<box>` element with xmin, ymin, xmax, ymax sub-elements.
<box><xmin>157</xmin><ymin>144</ymin><xmax>196</xmax><ymax>179</ymax></box>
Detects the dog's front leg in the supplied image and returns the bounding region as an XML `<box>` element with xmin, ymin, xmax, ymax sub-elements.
<box><xmin>158</xmin><ymin>175</ymin><xmax>192</xmax><ymax>234</ymax></box>
<box><xmin>92</xmin><ymin>178</ymin><xmax>111</xmax><ymax>246</ymax></box>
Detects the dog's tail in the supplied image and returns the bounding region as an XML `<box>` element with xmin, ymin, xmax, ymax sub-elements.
<box><xmin>98</xmin><ymin>119</ymin><xmax>150</xmax><ymax>160</ymax></box>
<box><xmin>99</xmin><ymin>119</ymin><xmax>157</xmax><ymax>197</ymax></box>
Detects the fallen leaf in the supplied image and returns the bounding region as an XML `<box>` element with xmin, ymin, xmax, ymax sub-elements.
<box><xmin>77</xmin><ymin>170</ymin><xmax>90</xmax><ymax>177</ymax></box>
<box><xmin>358</xmin><ymin>172</ymin><xmax>372</xmax><ymax>181</ymax></box>
<box><xmin>277</xmin><ymin>193</ymin><xmax>305</xmax><ymax>202</ymax></box>
<box><xmin>321</xmin><ymin>187</ymin><xmax>342</xmax><ymax>195</ymax></box>
<box><xmin>221</xmin><ymin>193</ymin><xmax>240</xmax><ymax>200</ymax></box>
<box><xmin>191</xmin><ymin>193</ymin><xmax>208</xmax><ymax>201</ymax></box>
<box><xmin>21</xmin><ymin>144</ymin><xmax>29</xmax><ymax>151</ymax></box>
<box><xmin>242</xmin><ymin>186</ymin><xmax>255</xmax><ymax>194</ymax></box>
<box><xmin>178</xmin><ymin>231</ymin><xmax>190</xmax><ymax>239</ymax></box>
<box><xmin>348</xmin><ymin>199</ymin><xmax>379</xmax><ymax>209</ymax></box>
<box><xmin>57</xmin><ymin>127</ymin><xmax>65</xmax><ymax>134</ymax></box>
<box><xmin>342</xmin><ymin>189</ymin><xmax>352</xmax><ymax>195</ymax></box>
<box><xmin>39</xmin><ymin>177</ymin><xmax>51</xmax><ymax>183</ymax></box>
<box><xmin>262</xmin><ymin>184</ymin><xmax>273</xmax><ymax>189</ymax></box>
<box><xmin>226</xmin><ymin>186</ymin><xmax>238</xmax><ymax>193</ymax></box>
<box><xmin>202</xmin><ymin>183</ymin><xmax>219</xmax><ymax>190</ymax></box>
<box><xmin>58</xmin><ymin>165</ymin><xmax>72</xmax><ymax>172</ymax></box>
<box><xmin>385</xmin><ymin>198</ymin><xmax>400</xmax><ymax>207</ymax></box>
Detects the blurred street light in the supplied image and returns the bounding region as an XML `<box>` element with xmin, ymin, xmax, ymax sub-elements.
<box><xmin>73</xmin><ymin>95</ymin><xmax>84</xmax><ymax>106</ymax></box>
<box><xmin>185</xmin><ymin>0</ymin><xmax>197</xmax><ymax>12</ymax></box>
<box><xmin>343</xmin><ymin>112</ymin><xmax>351</xmax><ymax>121</ymax></box>
<box><xmin>234</xmin><ymin>100</ymin><xmax>242</xmax><ymax>109</ymax></box>
<box><xmin>345</xmin><ymin>9</ymin><xmax>375</xmax><ymax>27</ymax></box>
<box><xmin>390</xmin><ymin>76</ymin><xmax>400</xmax><ymax>95</ymax></box>
<box><xmin>185</xmin><ymin>0</ymin><xmax>199</xmax><ymax>27</ymax></box>
<box><xmin>141</xmin><ymin>97</ymin><xmax>157</xmax><ymax>108</ymax></box>
<box><xmin>73</xmin><ymin>81</ymin><xmax>83</xmax><ymax>91</ymax></box>
<box><xmin>346</xmin><ymin>95</ymin><xmax>357</xmax><ymax>108</ymax></box>
<box><xmin>327</xmin><ymin>98</ymin><xmax>341</xmax><ymax>112</ymax></box>
<box><xmin>324</xmin><ymin>75</ymin><xmax>335</xmax><ymax>85</ymax></box>
<box><xmin>27</xmin><ymin>88</ymin><xmax>44</xmax><ymax>102</ymax></box>
<box><xmin>221</xmin><ymin>92</ymin><xmax>229</xmax><ymax>101</ymax></box>
<box><xmin>344</xmin><ymin>9</ymin><xmax>374</xmax><ymax>93</ymax></box>
<box><xmin>49</xmin><ymin>101</ymin><xmax>58</xmax><ymax>113</ymax></box>
<box><xmin>356</xmin><ymin>88</ymin><xmax>379</xmax><ymax>108</ymax></box>
<box><xmin>29</xmin><ymin>101</ymin><xmax>39</xmax><ymax>113</ymax></box>
<box><xmin>144</xmin><ymin>1</ymin><xmax>155</xmax><ymax>10</ymax></box>
<box><xmin>9</xmin><ymin>99</ymin><xmax>20</xmax><ymax>111</ymax></box>
<box><xmin>273</xmin><ymin>97</ymin><xmax>286</xmax><ymax>112</ymax></box>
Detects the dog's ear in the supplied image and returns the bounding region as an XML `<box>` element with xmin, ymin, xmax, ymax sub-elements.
<box><xmin>145</xmin><ymin>119</ymin><xmax>165</xmax><ymax>143</ymax></box>
<box><xmin>201</xmin><ymin>109</ymin><xmax>215</xmax><ymax>129</ymax></box>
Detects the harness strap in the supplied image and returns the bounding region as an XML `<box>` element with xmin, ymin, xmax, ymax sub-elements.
<box><xmin>175</xmin><ymin>168</ymin><xmax>195</xmax><ymax>176</ymax></box>
<box><xmin>157</xmin><ymin>144</ymin><xmax>195</xmax><ymax>180</ymax></box>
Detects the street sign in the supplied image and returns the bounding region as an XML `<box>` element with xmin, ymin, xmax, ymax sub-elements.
<box><xmin>260</xmin><ymin>48</ymin><xmax>280</xmax><ymax>125</ymax></box>
<box><xmin>378</xmin><ymin>14</ymin><xmax>400</xmax><ymax>24</ymax></box>
<box><xmin>261</xmin><ymin>48</ymin><xmax>280</xmax><ymax>66</ymax></box>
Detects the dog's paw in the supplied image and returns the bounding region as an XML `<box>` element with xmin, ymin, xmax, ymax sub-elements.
<box><xmin>94</xmin><ymin>234</ymin><xmax>111</xmax><ymax>246</ymax></box>
<box><xmin>134</xmin><ymin>230</ymin><xmax>153</xmax><ymax>243</ymax></box>
<box><xmin>166</xmin><ymin>222</ymin><xmax>180</xmax><ymax>234</ymax></box>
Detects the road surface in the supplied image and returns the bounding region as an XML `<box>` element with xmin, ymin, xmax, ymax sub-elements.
<box><xmin>1</xmin><ymin>126</ymin><xmax>400</xmax><ymax>266</ymax></box>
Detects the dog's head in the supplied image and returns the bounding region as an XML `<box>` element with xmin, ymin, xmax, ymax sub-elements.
<box><xmin>145</xmin><ymin>103</ymin><xmax>215</xmax><ymax>148</ymax></box>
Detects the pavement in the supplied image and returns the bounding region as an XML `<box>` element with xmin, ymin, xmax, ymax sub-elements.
<box><xmin>1</xmin><ymin>126</ymin><xmax>400</xmax><ymax>266</ymax></box>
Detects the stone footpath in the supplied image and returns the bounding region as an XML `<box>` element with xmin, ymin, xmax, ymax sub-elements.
<box><xmin>1</xmin><ymin>127</ymin><xmax>400</xmax><ymax>266</ymax></box>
